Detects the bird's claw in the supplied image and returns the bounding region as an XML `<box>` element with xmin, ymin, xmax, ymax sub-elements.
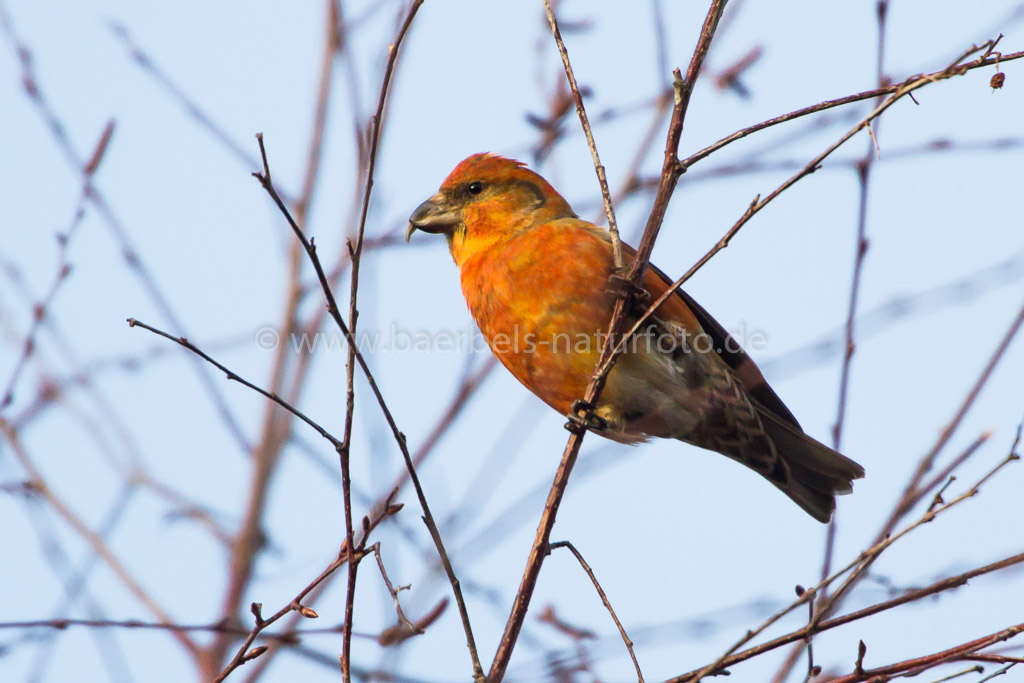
<box><xmin>606</xmin><ymin>274</ymin><xmax>649</xmax><ymax>302</ymax></box>
<box><xmin>564</xmin><ymin>399</ymin><xmax>608</xmax><ymax>434</ymax></box>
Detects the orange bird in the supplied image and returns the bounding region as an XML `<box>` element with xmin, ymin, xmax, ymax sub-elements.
<box><xmin>406</xmin><ymin>153</ymin><xmax>864</xmax><ymax>522</ymax></box>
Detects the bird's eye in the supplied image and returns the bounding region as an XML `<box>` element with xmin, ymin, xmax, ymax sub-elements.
<box><xmin>467</xmin><ymin>181</ymin><xmax>484</xmax><ymax>196</ymax></box>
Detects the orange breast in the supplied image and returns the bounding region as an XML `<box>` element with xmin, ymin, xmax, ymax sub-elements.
<box><xmin>458</xmin><ymin>222</ymin><xmax>617</xmax><ymax>413</ymax></box>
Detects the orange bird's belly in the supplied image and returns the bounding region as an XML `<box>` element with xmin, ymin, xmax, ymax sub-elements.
<box><xmin>458</xmin><ymin>223</ymin><xmax>617</xmax><ymax>415</ymax></box>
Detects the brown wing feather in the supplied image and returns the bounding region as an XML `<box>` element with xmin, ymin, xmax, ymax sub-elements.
<box><xmin>643</xmin><ymin>262</ymin><xmax>801</xmax><ymax>430</ymax></box>
<box><xmin>578</xmin><ymin>227</ymin><xmax>864</xmax><ymax>521</ymax></box>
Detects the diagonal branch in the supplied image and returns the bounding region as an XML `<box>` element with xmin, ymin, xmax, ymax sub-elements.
<box><xmin>0</xmin><ymin>418</ymin><xmax>199</xmax><ymax>658</ymax></box>
<box><xmin>669</xmin><ymin>437</ymin><xmax>1021</xmax><ymax>682</ymax></box>
<box><xmin>824</xmin><ymin>622</ymin><xmax>1024</xmax><ymax>683</ymax></box>
<box><xmin>669</xmin><ymin>549</ymin><xmax>1024</xmax><ymax>681</ymax></box>
<box><xmin>597</xmin><ymin>38</ymin><xmax>1017</xmax><ymax>378</ymax></box>
<box><xmin>253</xmin><ymin>135</ymin><xmax>484</xmax><ymax>680</ymax></box>
<box><xmin>212</xmin><ymin>492</ymin><xmax>404</xmax><ymax>683</ymax></box>
<box><xmin>550</xmin><ymin>541</ymin><xmax>644</xmax><ymax>682</ymax></box>
<box><xmin>487</xmin><ymin>2</ymin><xmax>729</xmax><ymax>680</ymax></box>
<box><xmin>542</xmin><ymin>0</ymin><xmax>622</xmax><ymax>269</ymax></box>
<box><xmin>678</xmin><ymin>46</ymin><xmax>1024</xmax><ymax>172</ymax></box>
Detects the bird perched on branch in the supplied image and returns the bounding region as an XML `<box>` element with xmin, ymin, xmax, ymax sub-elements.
<box><xmin>406</xmin><ymin>153</ymin><xmax>864</xmax><ymax>522</ymax></box>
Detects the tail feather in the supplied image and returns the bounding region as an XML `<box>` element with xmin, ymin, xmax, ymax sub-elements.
<box><xmin>681</xmin><ymin>358</ymin><xmax>865</xmax><ymax>522</ymax></box>
<box><xmin>758</xmin><ymin>408</ymin><xmax>865</xmax><ymax>522</ymax></box>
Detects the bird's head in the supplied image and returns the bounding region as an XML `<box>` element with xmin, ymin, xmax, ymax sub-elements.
<box><xmin>406</xmin><ymin>154</ymin><xmax>575</xmax><ymax>260</ymax></box>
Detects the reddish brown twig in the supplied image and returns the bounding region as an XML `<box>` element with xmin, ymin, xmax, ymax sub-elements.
<box><xmin>212</xmin><ymin>491</ymin><xmax>403</xmax><ymax>683</ymax></box>
<box><xmin>338</xmin><ymin>2</ymin><xmax>422</xmax><ymax>676</ymax></box>
<box><xmin>679</xmin><ymin>45</ymin><xmax>1024</xmax><ymax>172</ymax></box>
<box><xmin>0</xmin><ymin>418</ymin><xmax>199</xmax><ymax>658</ymax></box>
<box><xmin>672</xmin><ymin>445</ymin><xmax>1020</xmax><ymax>682</ymax></box>
<box><xmin>487</xmin><ymin>2</ymin><xmax>729</xmax><ymax>680</ymax></box>
<box><xmin>542</xmin><ymin>0</ymin><xmax>622</xmax><ymax>269</ymax></box>
<box><xmin>824</xmin><ymin>622</ymin><xmax>1024</xmax><ymax>683</ymax></box>
<box><xmin>965</xmin><ymin>654</ymin><xmax>1024</xmax><ymax>665</ymax></box>
<box><xmin>550</xmin><ymin>541</ymin><xmax>644</xmax><ymax>682</ymax></box>
<box><xmin>669</xmin><ymin>549</ymin><xmax>1024</xmax><ymax>681</ymax></box>
<box><xmin>803</xmin><ymin>8</ymin><xmax>891</xmax><ymax>679</ymax></box>
<box><xmin>597</xmin><ymin>38</ymin><xmax>1018</xmax><ymax>379</ymax></box>
<box><xmin>253</xmin><ymin>132</ymin><xmax>484</xmax><ymax>681</ymax></box>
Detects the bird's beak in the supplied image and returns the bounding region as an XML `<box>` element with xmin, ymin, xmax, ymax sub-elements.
<box><xmin>406</xmin><ymin>192</ymin><xmax>460</xmax><ymax>242</ymax></box>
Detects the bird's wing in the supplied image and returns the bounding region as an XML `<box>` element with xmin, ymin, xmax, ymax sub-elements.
<box><xmin>568</xmin><ymin>220</ymin><xmax>800</xmax><ymax>427</ymax></box>
<box><xmin>643</xmin><ymin>262</ymin><xmax>802</xmax><ymax>430</ymax></box>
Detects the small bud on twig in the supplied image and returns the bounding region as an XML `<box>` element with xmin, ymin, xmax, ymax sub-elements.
<box><xmin>244</xmin><ymin>645</ymin><xmax>268</xmax><ymax>662</ymax></box>
<box><xmin>855</xmin><ymin>640</ymin><xmax>868</xmax><ymax>674</ymax></box>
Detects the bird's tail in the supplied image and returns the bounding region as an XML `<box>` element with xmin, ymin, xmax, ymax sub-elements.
<box><xmin>756</xmin><ymin>408</ymin><xmax>865</xmax><ymax>523</ymax></box>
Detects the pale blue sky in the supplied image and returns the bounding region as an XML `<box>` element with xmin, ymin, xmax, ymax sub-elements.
<box><xmin>2</xmin><ymin>1</ymin><xmax>1023</xmax><ymax>681</ymax></box>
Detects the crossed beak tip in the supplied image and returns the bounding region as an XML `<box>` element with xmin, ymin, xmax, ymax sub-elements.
<box><xmin>405</xmin><ymin>194</ymin><xmax>458</xmax><ymax>241</ymax></box>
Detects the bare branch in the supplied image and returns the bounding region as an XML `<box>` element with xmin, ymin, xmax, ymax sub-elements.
<box><xmin>212</xmin><ymin>490</ymin><xmax>403</xmax><ymax>683</ymax></box>
<box><xmin>550</xmin><ymin>541</ymin><xmax>644</xmax><ymax>682</ymax></box>
<box><xmin>0</xmin><ymin>419</ymin><xmax>199</xmax><ymax>658</ymax></box>
<box><xmin>542</xmin><ymin>0</ymin><xmax>622</xmax><ymax>269</ymax></box>
<box><xmin>825</xmin><ymin>622</ymin><xmax>1024</xmax><ymax>683</ymax></box>
<box><xmin>600</xmin><ymin>39</ymin><xmax>1019</xmax><ymax>376</ymax></box>
<box><xmin>487</xmin><ymin>2</ymin><xmax>729</xmax><ymax>679</ymax></box>
<box><xmin>679</xmin><ymin>46</ymin><xmax>1024</xmax><ymax>171</ymax></box>
<box><xmin>254</xmin><ymin>132</ymin><xmax>484</xmax><ymax>683</ymax></box>
<box><xmin>338</xmin><ymin>1</ymin><xmax>422</xmax><ymax>675</ymax></box>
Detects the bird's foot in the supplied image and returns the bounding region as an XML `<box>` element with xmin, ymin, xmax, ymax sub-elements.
<box><xmin>606</xmin><ymin>273</ymin><xmax>649</xmax><ymax>303</ymax></box>
<box><xmin>564</xmin><ymin>399</ymin><xmax>608</xmax><ymax>434</ymax></box>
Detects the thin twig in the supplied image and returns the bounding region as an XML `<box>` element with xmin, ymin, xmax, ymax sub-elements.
<box><xmin>212</xmin><ymin>491</ymin><xmax>403</xmax><ymax>683</ymax></box>
<box><xmin>0</xmin><ymin>419</ymin><xmax>199</xmax><ymax>658</ymax></box>
<box><xmin>126</xmin><ymin>319</ymin><xmax>343</xmax><ymax>449</ymax></box>
<box><xmin>337</xmin><ymin>2</ymin><xmax>421</xmax><ymax>675</ymax></box>
<box><xmin>802</xmin><ymin>8</ymin><xmax>890</xmax><ymax>678</ymax></box>
<box><xmin>678</xmin><ymin>46</ymin><xmax>1024</xmax><ymax>172</ymax></box>
<box><xmin>253</xmin><ymin>134</ymin><xmax>484</xmax><ymax>680</ymax></box>
<box><xmin>824</xmin><ymin>623</ymin><xmax>1024</xmax><ymax>683</ymax></box>
<box><xmin>487</xmin><ymin>2</ymin><xmax>729</xmax><ymax>680</ymax></box>
<box><xmin>550</xmin><ymin>541</ymin><xmax>644</xmax><ymax>682</ymax></box>
<box><xmin>598</xmin><ymin>38</ymin><xmax>1017</xmax><ymax>378</ymax></box>
<box><xmin>369</xmin><ymin>542</ymin><xmax>421</xmax><ymax>637</ymax></box>
<box><xmin>975</xmin><ymin>664</ymin><xmax>1016</xmax><ymax>682</ymax></box>
<box><xmin>542</xmin><ymin>0</ymin><xmax>623</xmax><ymax>269</ymax></box>
<box><xmin>928</xmin><ymin>665</ymin><xmax>985</xmax><ymax>682</ymax></box>
<box><xmin>672</xmin><ymin>446</ymin><xmax>1020</xmax><ymax>682</ymax></box>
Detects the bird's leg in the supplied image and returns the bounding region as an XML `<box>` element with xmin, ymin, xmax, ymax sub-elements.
<box><xmin>564</xmin><ymin>399</ymin><xmax>609</xmax><ymax>434</ymax></box>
